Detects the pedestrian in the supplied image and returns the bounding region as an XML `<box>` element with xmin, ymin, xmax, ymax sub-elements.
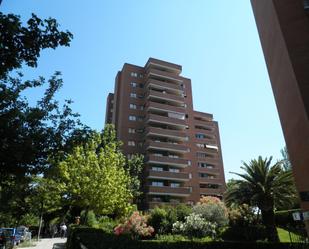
<box><xmin>60</xmin><ymin>223</ymin><xmax>67</xmax><ymax>238</ymax></box>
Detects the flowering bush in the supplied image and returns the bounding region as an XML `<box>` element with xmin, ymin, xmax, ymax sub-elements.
<box><xmin>192</xmin><ymin>196</ymin><xmax>228</xmax><ymax>228</ymax></box>
<box><xmin>172</xmin><ymin>213</ymin><xmax>217</xmax><ymax>238</ymax></box>
<box><xmin>114</xmin><ymin>211</ymin><xmax>154</xmax><ymax>239</ymax></box>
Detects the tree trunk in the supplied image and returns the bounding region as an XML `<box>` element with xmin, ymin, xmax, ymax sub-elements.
<box><xmin>261</xmin><ymin>208</ymin><xmax>279</xmax><ymax>242</ymax></box>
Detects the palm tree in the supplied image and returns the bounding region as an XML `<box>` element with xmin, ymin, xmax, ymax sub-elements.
<box><xmin>225</xmin><ymin>156</ymin><xmax>296</xmax><ymax>242</ymax></box>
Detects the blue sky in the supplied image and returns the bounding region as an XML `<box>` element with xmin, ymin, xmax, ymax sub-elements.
<box><xmin>2</xmin><ymin>0</ymin><xmax>286</xmax><ymax>180</ymax></box>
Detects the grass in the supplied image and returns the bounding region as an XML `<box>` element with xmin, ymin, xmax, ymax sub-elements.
<box><xmin>277</xmin><ymin>227</ymin><xmax>301</xmax><ymax>243</ymax></box>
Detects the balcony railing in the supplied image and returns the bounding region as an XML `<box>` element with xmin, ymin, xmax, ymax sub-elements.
<box><xmin>146</xmin><ymin>89</ymin><xmax>184</xmax><ymax>104</ymax></box>
<box><xmin>146</xmin><ymin>155</ymin><xmax>189</xmax><ymax>168</ymax></box>
<box><xmin>146</xmin><ymin>114</ymin><xmax>187</xmax><ymax>128</ymax></box>
<box><xmin>145</xmin><ymin>101</ymin><xmax>185</xmax><ymax>114</ymax></box>
<box><xmin>145</xmin><ymin>78</ymin><xmax>183</xmax><ymax>93</ymax></box>
<box><xmin>145</xmin><ymin>127</ymin><xmax>187</xmax><ymax>141</ymax></box>
<box><xmin>200</xmin><ymin>187</ymin><xmax>225</xmax><ymax>196</ymax></box>
<box><xmin>145</xmin><ymin>140</ymin><xmax>189</xmax><ymax>153</ymax></box>
<box><xmin>147</xmin><ymin>170</ymin><xmax>189</xmax><ymax>182</ymax></box>
<box><xmin>147</xmin><ymin>185</ymin><xmax>190</xmax><ymax>197</ymax></box>
<box><xmin>146</xmin><ymin>68</ymin><xmax>184</xmax><ymax>83</ymax></box>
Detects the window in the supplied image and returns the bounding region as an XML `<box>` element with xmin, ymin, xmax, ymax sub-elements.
<box><xmin>152</xmin><ymin>197</ymin><xmax>162</xmax><ymax>202</ymax></box>
<box><xmin>168</xmin><ymin>112</ymin><xmax>185</xmax><ymax>120</ymax></box>
<box><xmin>127</xmin><ymin>154</ymin><xmax>134</xmax><ymax>159</ymax></box>
<box><xmin>128</xmin><ymin>141</ymin><xmax>135</xmax><ymax>146</ymax></box>
<box><xmin>196</xmin><ymin>152</ymin><xmax>213</xmax><ymax>158</ymax></box>
<box><xmin>128</xmin><ymin>128</ymin><xmax>136</xmax><ymax>133</ymax></box>
<box><xmin>129</xmin><ymin>104</ymin><xmax>137</xmax><ymax>109</ymax></box>
<box><xmin>196</xmin><ymin>143</ymin><xmax>205</xmax><ymax>148</ymax></box>
<box><xmin>169</xmin><ymin>168</ymin><xmax>179</xmax><ymax>173</ymax></box>
<box><xmin>139</xmin><ymin>83</ymin><xmax>144</xmax><ymax>88</ymax></box>
<box><xmin>198</xmin><ymin>162</ymin><xmax>215</xmax><ymax>169</ymax></box>
<box><xmin>152</xmin><ymin>181</ymin><xmax>164</xmax><ymax>187</ymax></box>
<box><xmin>131</xmin><ymin>82</ymin><xmax>137</xmax><ymax>87</ymax></box>
<box><xmin>139</xmin><ymin>74</ymin><xmax>144</xmax><ymax>78</ymax></box>
<box><xmin>137</xmin><ymin>116</ymin><xmax>144</xmax><ymax>121</ymax></box>
<box><xmin>152</xmin><ymin>167</ymin><xmax>163</xmax><ymax>171</ymax></box>
<box><xmin>131</xmin><ymin>72</ymin><xmax>138</xmax><ymax>77</ymax></box>
<box><xmin>199</xmin><ymin>172</ymin><xmax>215</xmax><ymax>178</ymax></box>
<box><xmin>196</xmin><ymin>133</ymin><xmax>206</xmax><ymax>139</ymax></box>
<box><xmin>136</xmin><ymin>128</ymin><xmax>144</xmax><ymax>133</ymax></box>
<box><xmin>129</xmin><ymin>115</ymin><xmax>136</xmax><ymax>121</ymax></box>
<box><xmin>130</xmin><ymin>93</ymin><xmax>137</xmax><ymax>98</ymax></box>
<box><xmin>200</xmin><ymin>183</ymin><xmax>220</xmax><ymax>189</ymax></box>
<box><xmin>137</xmin><ymin>142</ymin><xmax>143</xmax><ymax>148</ymax></box>
<box><xmin>171</xmin><ymin>183</ymin><xmax>180</xmax><ymax>188</ymax></box>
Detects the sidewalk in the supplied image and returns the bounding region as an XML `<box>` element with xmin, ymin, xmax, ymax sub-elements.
<box><xmin>31</xmin><ymin>238</ymin><xmax>66</xmax><ymax>249</ymax></box>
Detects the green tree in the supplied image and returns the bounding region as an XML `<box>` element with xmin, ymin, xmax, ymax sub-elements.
<box><xmin>0</xmin><ymin>12</ymin><xmax>91</xmax><ymax>224</ymax></box>
<box><xmin>57</xmin><ymin>131</ymin><xmax>135</xmax><ymax>217</ymax></box>
<box><xmin>224</xmin><ymin>156</ymin><xmax>296</xmax><ymax>242</ymax></box>
<box><xmin>0</xmin><ymin>12</ymin><xmax>72</xmax><ymax>79</ymax></box>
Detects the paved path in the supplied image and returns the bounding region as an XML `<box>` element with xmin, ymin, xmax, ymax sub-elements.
<box><xmin>30</xmin><ymin>238</ymin><xmax>66</xmax><ymax>249</ymax></box>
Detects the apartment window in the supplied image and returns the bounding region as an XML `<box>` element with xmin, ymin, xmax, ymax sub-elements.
<box><xmin>137</xmin><ymin>94</ymin><xmax>144</xmax><ymax>99</ymax></box>
<box><xmin>199</xmin><ymin>173</ymin><xmax>215</xmax><ymax>178</ymax></box>
<box><xmin>154</xmin><ymin>153</ymin><xmax>163</xmax><ymax>157</ymax></box>
<box><xmin>168</xmin><ymin>154</ymin><xmax>179</xmax><ymax>158</ymax></box>
<box><xmin>131</xmin><ymin>72</ymin><xmax>138</xmax><ymax>77</ymax></box>
<box><xmin>200</xmin><ymin>183</ymin><xmax>220</xmax><ymax>189</ymax></box>
<box><xmin>136</xmin><ymin>128</ymin><xmax>144</xmax><ymax>133</ymax></box>
<box><xmin>139</xmin><ymin>83</ymin><xmax>144</xmax><ymax>88</ymax></box>
<box><xmin>129</xmin><ymin>115</ymin><xmax>136</xmax><ymax>121</ymax></box>
<box><xmin>152</xmin><ymin>197</ymin><xmax>162</xmax><ymax>202</ymax></box>
<box><xmin>128</xmin><ymin>141</ymin><xmax>135</xmax><ymax>146</ymax></box>
<box><xmin>169</xmin><ymin>168</ymin><xmax>180</xmax><ymax>173</ymax></box>
<box><xmin>197</xmin><ymin>152</ymin><xmax>214</xmax><ymax>158</ymax></box>
<box><xmin>196</xmin><ymin>143</ymin><xmax>205</xmax><ymax>148</ymax></box>
<box><xmin>139</xmin><ymin>73</ymin><xmax>144</xmax><ymax>78</ymax></box>
<box><xmin>129</xmin><ymin>104</ymin><xmax>137</xmax><ymax>109</ymax></box>
<box><xmin>131</xmin><ymin>82</ymin><xmax>137</xmax><ymax>87</ymax></box>
<box><xmin>198</xmin><ymin>162</ymin><xmax>215</xmax><ymax>169</ymax></box>
<box><xmin>152</xmin><ymin>181</ymin><xmax>164</xmax><ymax>187</ymax></box>
<box><xmin>152</xmin><ymin>167</ymin><xmax>163</xmax><ymax>171</ymax></box>
<box><xmin>137</xmin><ymin>142</ymin><xmax>143</xmax><ymax>148</ymax></box>
<box><xmin>196</xmin><ymin>133</ymin><xmax>206</xmax><ymax>139</ymax></box>
<box><xmin>128</xmin><ymin>128</ymin><xmax>136</xmax><ymax>133</ymax></box>
<box><xmin>137</xmin><ymin>116</ymin><xmax>144</xmax><ymax>121</ymax></box>
<box><xmin>127</xmin><ymin>154</ymin><xmax>134</xmax><ymax>159</ymax></box>
<box><xmin>168</xmin><ymin>112</ymin><xmax>185</xmax><ymax>120</ymax></box>
<box><xmin>171</xmin><ymin>183</ymin><xmax>180</xmax><ymax>188</ymax></box>
<box><xmin>130</xmin><ymin>93</ymin><xmax>137</xmax><ymax>98</ymax></box>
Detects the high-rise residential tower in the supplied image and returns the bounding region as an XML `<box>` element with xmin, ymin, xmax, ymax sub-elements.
<box><xmin>251</xmin><ymin>0</ymin><xmax>309</xmax><ymax>234</ymax></box>
<box><xmin>105</xmin><ymin>58</ymin><xmax>226</xmax><ymax>209</ymax></box>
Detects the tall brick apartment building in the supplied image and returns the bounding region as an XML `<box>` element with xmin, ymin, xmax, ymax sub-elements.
<box><xmin>105</xmin><ymin>58</ymin><xmax>226</xmax><ymax>209</ymax></box>
<box><xmin>251</xmin><ymin>0</ymin><xmax>309</xmax><ymax>234</ymax></box>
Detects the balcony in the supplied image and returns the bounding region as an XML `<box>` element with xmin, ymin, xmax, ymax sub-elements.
<box><xmin>146</xmin><ymin>114</ymin><xmax>187</xmax><ymax>129</ymax></box>
<box><xmin>147</xmin><ymin>170</ymin><xmax>189</xmax><ymax>182</ymax></box>
<box><xmin>147</xmin><ymin>185</ymin><xmax>190</xmax><ymax>197</ymax></box>
<box><xmin>194</xmin><ymin>121</ymin><xmax>214</xmax><ymax>131</ymax></box>
<box><xmin>145</xmin><ymin>101</ymin><xmax>185</xmax><ymax>114</ymax></box>
<box><xmin>145</xmin><ymin>78</ymin><xmax>183</xmax><ymax>93</ymax></box>
<box><xmin>145</xmin><ymin>127</ymin><xmax>187</xmax><ymax>141</ymax></box>
<box><xmin>199</xmin><ymin>177</ymin><xmax>223</xmax><ymax>184</ymax></box>
<box><xmin>146</xmin><ymin>89</ymin><xmax>184</xmax><ymax>104</ymax></box>
<box><xmin>148</xmin><ymin>201</ymin><xmax>179</xmax><ymax>209</ymax></box>
<box><xmin>200</xmin><ymin>186</ymin><xmax>225</xmax><ymax>196</ymax></box>
<box><xmin>146</xmin><ymin>68</ymin><xmax>183</xmax><ymax>83</ymax></box>
<box><xmin>147</xmin><ymin>155</ymin><xmax>189</xmax><ymax>168</ymax></box>
<box><xmin>145</xmin><ymin>140</ymin><xmax>188</xmax><ymax>153</ymax></box>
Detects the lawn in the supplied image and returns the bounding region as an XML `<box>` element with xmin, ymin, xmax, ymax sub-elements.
<box><xmin>277</xmin><ymin>227</ymin><xmax>301</xmax><ymax>243</ymax></box>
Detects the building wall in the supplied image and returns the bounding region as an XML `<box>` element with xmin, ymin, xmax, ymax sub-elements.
<box><xmin>251</xmin><ymin>0</ymin><xmax>309</xmax><ymax>233</ymax></box>
<box><xmin>105</xmin><ymin>58</ymin><xmax>226</xmax><ymax>208</ymax></box>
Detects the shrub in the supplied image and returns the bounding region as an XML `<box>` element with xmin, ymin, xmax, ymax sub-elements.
<box><xmin>80</xmin><ymin>210</ymin><xmax>98</xmax><ymax>227</ymax></box>
<box><xmin>148</xmin><ymin>204</ymin><xmax>192</xmax><ymax>235</ymax></box>
<box><xmin>66</xmin><ymin>226</ymin><xmax>309</xmax><ymax>249</ymax></box>
<box><xmin>114</xmin><ymin>211</ymin><xmax>154</xmax><ymax>239</ymax></box>
<box><xmin>192</xmin><ymin>201</ymin><xmax>228</xmax><ymax>228</ymax></box>
<box><xmin>172</xmin><ymin>213</ymin><xmax>217</xmax><ymax>239</ymax></box>
<box><xmin>97</xmin><ymin>216</ymin><xmax>118</xmax><ymax>233</ymax></box>
<box><xmin>228</xmin><ymin>204</ymin><xmax>258</xmax><ymax>227</ymax></box>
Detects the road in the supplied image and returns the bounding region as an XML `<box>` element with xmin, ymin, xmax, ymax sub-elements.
<box><xmin>30</xmin><ymin>238</ymin><xmax>66</xmax><ymax>249</ymax></box>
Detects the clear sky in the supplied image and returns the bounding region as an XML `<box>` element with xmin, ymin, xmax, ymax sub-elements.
<box><xmin>2</xmin><ymin>0</ymin><xmax>286</xmax><ymax>180</ymax></box>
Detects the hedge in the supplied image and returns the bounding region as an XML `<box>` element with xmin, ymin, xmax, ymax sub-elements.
<box><xmin>66</xmin><ymin>226</ymin><xmax>309</xmax><ymax>249</ymax></box>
